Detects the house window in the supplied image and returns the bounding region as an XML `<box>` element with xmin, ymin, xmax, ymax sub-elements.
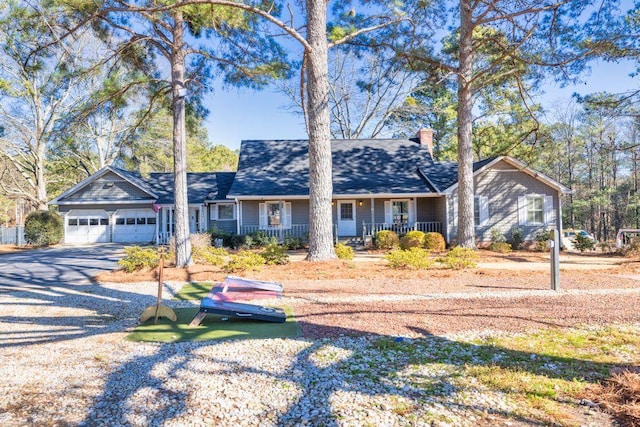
<box><xmin>527</xmin><ymin>196</ymin><xmax>544</xmax><ymax>225</ymax></box>
<box><xmin>474</xmin><ymin>199</ymin><xmax>480</xmax><ymax>227</ymax></box>
<box><xmin>392</xmin><ymin>201</ymin><xmax>409</xmax><ymax>224</ymax></box>
<box><xmin>267</xmin><ymin>202</ymin><xmax>281</xmax><ymax>226</ymax></box>
<box><xmin>474</xmin><ymin>195</ymin><xmax>489</xmax><ymax>227</ymax></box>
<box><xmin>218</xmin><ymin>204</ymin><xmax>234</xmax><ymax>220</ymax></box>
<box><xmin>340</xmin><ymin>202</ymin><xmax>353</xmax><ymax>220</ymax></box>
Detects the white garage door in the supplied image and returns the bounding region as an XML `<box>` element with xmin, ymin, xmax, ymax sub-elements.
<box><xmin>113</xmin><ymin>209</ymin><xmax>157</xmax><ymax>243</ymax></box>
<box><xmin>66</xmin><ymin>210</ymin><xmax>109</xmax><ymax>244</ymax></box>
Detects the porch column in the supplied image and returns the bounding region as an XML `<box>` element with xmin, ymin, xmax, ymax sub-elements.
<box><xmin>168</xmin><ymin>207</ymin><xmax>173</xmax><ymax>241</ymax></box>
<box><xmin>237</xmin><ymin>200</ymin><xmax>242</xmax><ymax>234</ymax></box>
<box><xmin>154</xmin><ymin>209</ymin><xmax>159</xmax><ymax>244</ymax></box>
<box><xmin>370</xmin><ymin>197</ymin><xmax>375</xmax><ymax>228</ymax></box>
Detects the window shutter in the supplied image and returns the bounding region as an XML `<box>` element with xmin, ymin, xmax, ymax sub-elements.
<box><xmin>210</xmin><ymin>205</ymin><xmax>217</xmax><ymax>221</ymax></box>
<box><xmin>408</xmin><ymin>199</ymin><xmax>416</xmax><ymax>224</ymax></box>
<box><xmin>259</xmin><ymin>203</ymin><xmax>267</xmax><ymax>229</ymax></box>
<box><xmin>479</xmin><ymin>196</ymin><xmax>489</xmax><ymax>227</ymax></box>
<box><xmin>284</xmin><ymin>202</ymin><xmax>292</xmax><ymax>228</ymax></box>
<box><xmin>545</xmin><ymin>195</ymin><xmax>554</xmax><ymax>225</ymax></box>
<box><xmin>518</xmin><ymin>196</ymin><xmax>526</xmax><ymax>225</ymax></box>
<box><xmin>384</xmin><ymin>201</ymin><xmax>392</xmax><ymax>223</ymax></box>
<box><xmin>452</xmin><ymin>195</ymin><xmax>458</xmax><ymax>226</ymax></box>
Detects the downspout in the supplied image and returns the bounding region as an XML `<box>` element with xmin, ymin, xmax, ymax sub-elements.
<box><xmin>444</xmin><ymin>194</ymin><xmax>450</xmax><ymax>244</ymax></box>
<box><xmin>558</xmin><ymin>192</ymin><xmax>564</xmax><ymax>249</ymax></box>
<box><xmin>236</xmin><ymin>199</ymin><xmax>241</xmax><ymax>235</ymax></box>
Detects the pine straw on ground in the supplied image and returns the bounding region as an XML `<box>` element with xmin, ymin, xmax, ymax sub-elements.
<box><xmin>584</xmin><ymin>367</ymin><xmax>640</xmax><ymax>427</ymax></box>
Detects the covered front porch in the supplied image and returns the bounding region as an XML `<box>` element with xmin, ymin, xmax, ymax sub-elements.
<box><xmin>235</xmin><ymin>195</ymin><xmax>447</xmax><ymax>243</ymax></box>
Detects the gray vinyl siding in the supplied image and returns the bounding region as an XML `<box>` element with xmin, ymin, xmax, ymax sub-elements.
<box><xmin>209</xmin><ymin>220</ymin><xmax>237</xmax><ymax>233</ymax></box>
<box><xmin>57</xmin><ymin>203</ymin><xmax>153</xmax><ymax>214</ymax></box>
<box><xmin>59</xmin><ymin>171</ymin><xmax>151</xmax><ymax>202</ymax></box>
<box><xmin>416</xmin><ymin>197</ymin><xmax>444</xmax><ymax>223</ymax></box>
<box><xmin>240</xmin><ymin>200</ymin><xmax>310</xmax><ymax>226</ymax></box>
<box><xmin>449</xmin><ymin>159</ymin><xmax>561</xmax><ymax>243</ymax></box>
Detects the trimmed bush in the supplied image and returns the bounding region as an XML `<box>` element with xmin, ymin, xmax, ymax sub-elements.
<box><xmin>574</xmin><ymin>233</ymin><xmax>596</xmax><ymax>252</ymax></box>
<box><xmin>192</xmin><ymin>246</ymin><xmax>227</xmax><ymax>266</ymax></box>
<box><xmin>490</xmin><ymin>228</ymin><xmax>506</xmax><ymax>244</ymax></box>
<box><xmin>400</xmin><ymin>230</ymin><xmax>425</xmax><ymax>250</ymax></box>
<box><xmin>376</xmin><ymin>230</ymin><xmax>399</xmax><ymax>250</ymax></box>
<box><xmin>223</xmin><ymin>250</ymin><xmax>266</xmax><ymax>273</ymax></box>
<box><xmin>24</xmin><ymin>210</ymin><xmax>63</xmax><ymax>247</ymax></box>
<box><xmin>535</xmin><ymin>230</ymin><xmax>551</xmax><ymax>252</ymax></box>
<box><xmin>489</xmin><ymin>242</ymin><xmax>512</xmax><ymax>253</ymax></box>
<box><xmin>509</xmin><ymin>227</ymin><xmax>524</xmax><ymax>251</ymax></box>
<box><xmin>262</xmin><ymin>244</ymin><xmax>290</xmax><ymax>265</ymax></box>
<box><xmin>334</xmin><ymin>243</ymin><xmax>354</xmax><ymax>260</ymax></box>
<box><xmin>423</xmin><ymin>232</ymin><xmax>446</xmax><ymax>251</ymax></box>
<box><xmin>437</xmin><ymin>247</ymin><xmax>478</xmax><ymax>270</ymax></box>
<box><xmin>283</xmin><ymin>236</ymin><xmax>307</xmax><ymax>250</ymax></box>
<box><xmin>118</xmin><ymin>246</ymin><xmax>159</xmax><ymax>272</ymax></box>
<box><xmin>241</xmin><ymin>231</ymin><xmax>278</xmax><ymax>249</ymax></box>
<box><xmin>385</xmin><ymin>248</ymin><xmax>434</xmax><ymax>270</ymax></box>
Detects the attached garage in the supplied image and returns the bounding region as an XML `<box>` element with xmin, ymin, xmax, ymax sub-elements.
<box><xmin>113</xmin><ymin>209</ymin><xmax>157</xmax><ymax>243</ymax></box>
<box><xmin>65</xmin><ymin>210</ymin><xmax>110</xmax><ymax>244</ymax></box>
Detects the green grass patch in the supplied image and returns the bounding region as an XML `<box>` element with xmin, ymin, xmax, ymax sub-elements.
<box><xmin>127</xmin><ymin>306</ymin><xmax>299</xmax><ymax>343</ymax></box>
<box><xmin>173</xmin><ymin>282</ymin><xmax>216</xmax><ymax>301</ymax></box>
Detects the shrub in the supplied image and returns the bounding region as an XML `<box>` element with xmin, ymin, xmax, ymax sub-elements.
<box><xmin>334</xmin><ymin>243</ymin><xmax>354</xmax><ymax>260</ymax></box>
<box><xmin>24</xmin><ymin>210</ymin><xmax>63</xmax><ymax>247</ymax></box>
<box><xmin>489</xmin><ymin>242</ymin><xmax>512</xmax><ymax>253</ymax></box>
<box><xmin>490</xmin><ymin>228</ymin><xmax>506</xmax><ymax>244</ymax></box>
<box><xmin>261</xmin><ymin>244</ymin><xmax>290</xmax><ymax>265</ymax></box>
<box><xmin>118</xmin><ymin>246</ymin><xmax>159</xmax><ymax>272</ymax></box>
<box><xmin>283</xmin><ymin>236</ymin><xmax>306</xmax><ymax>250</ymax></box>
<box><xmin>385</xmin><ymin>248</ymin><xmax>434</xmax><ymax>270</ymax></box>
<box><xmin>535</xmin><ymin>230</ymin><xmax>551</xmax><ymax>252</ymax></box>
<box><xmin>437</xmin><ymin>247</ymin><xmax>478</xmax><ymax>270</ymax></box>
<box><xmin>192</xmin><ymin>246</ymin><xmax>227</xmax><ymax>266</ymax></box>
<box><xmin>190</xmin><ymin>233</ymin><xmax>212</xmax><ymax>249</ymax></box>
<box><xmin>243</xmin><ymin>231</ymin><xmax>278</xmax><ymax>249</ymax></box>
<box><xmin>228</xmin><ymin>234</ymin><xmax>246</xmax><ymax>249</ymax></box>
<box><xmin>376</xmin><ymin>230</ymin><xmax>399</xmax><ymax>250</ymax></box>
<box><xmin>209</xmin><ymin>227</ymin><xmax>230</xmax><ymax>247</ymax></box>
<box><xmin>423</xmin><ymin>232</ymin><xmax>446</xmax><ymax>251</ymax></box>
<box><xmin>574</xmin><ymin>233</ymin><xmax>596</xmax><ymax>252</ymax></box>
<box><xmin>400</xmin><ymin>230</ymin><xmax>425</xmax><ymax>250</ymax></box>
<box><xmin>223</xmin><ymin>250</ymin><xmax>266</xmax><ymax>273</ymax></box>
<box><xmin>509</xmin><ymin>227</ymin><xmax>524</xmax><ymax>251</ymax></box>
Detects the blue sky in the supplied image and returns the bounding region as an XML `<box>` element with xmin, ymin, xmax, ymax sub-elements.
<box><xmin>204</xmin><ymin>58</ymin><xmax>639</xmax><ymax>151</ymax></box>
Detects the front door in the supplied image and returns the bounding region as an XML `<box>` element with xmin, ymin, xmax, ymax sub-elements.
<box><xmin>337</xmin><ymin>200</ymin><xmax>356</xmax><ymax>236</ymax></box>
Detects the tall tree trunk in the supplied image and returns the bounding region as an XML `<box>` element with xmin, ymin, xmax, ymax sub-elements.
<box><xmin>456</xmin><ymin>0</ymin><xmax>476</xmax><ymax>249</ymax></box>
<box><xmin>305</xmin><ymin>0</ymin><xmax>336</xmax><ymax>261</ymax></box>
<box><xmin>35</xmin><ymin>140</ymin><xmax>48</xmax><ymax>210</ymax></box>
<box><xmin>171</xmin><ymin>7</ymin><xmax>192</xmax><ymax>267</ymax></box>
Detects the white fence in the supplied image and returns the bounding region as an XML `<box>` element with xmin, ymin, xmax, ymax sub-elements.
<box><xmin>0</xmin><ymin>226</ymin><xmax>25</xmax><ymax>245</ymax></box>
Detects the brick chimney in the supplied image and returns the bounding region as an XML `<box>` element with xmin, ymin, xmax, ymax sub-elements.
<box><xmin>416</xmin><ymin>128</ymin><xmax>434</xmax><ymax>159</ymax></box>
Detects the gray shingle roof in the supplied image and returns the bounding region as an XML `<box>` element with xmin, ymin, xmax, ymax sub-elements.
<box><xmin>228</xmin><ymin>138</ymin><xmax>444</xmax><ymax>197</ymax></box>
<box><xmin>114</xmin><ymin>169</ymin><xmax>235</xmax><ymax>204</ymax></box>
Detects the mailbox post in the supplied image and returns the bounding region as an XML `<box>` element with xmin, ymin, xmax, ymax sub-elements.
<box><xmin>548</xmin><ymin>229</ymin><xmax>560</xmax><ymax>291</ymax></box>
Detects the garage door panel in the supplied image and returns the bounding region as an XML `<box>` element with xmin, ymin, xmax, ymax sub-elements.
<box><xmin>113</xmin><ymin>209</ymin><xmax>156</xmax><ymax>243</ymax></box>
<box><xmin>66</xmin><ymin>210</ymin><xmax>109</xmax><ymax>244</ymax></box>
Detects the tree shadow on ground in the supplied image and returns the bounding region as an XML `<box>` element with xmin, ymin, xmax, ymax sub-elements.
<box><xmin>76</xmin><ymin>316</ymin><xmax>633</xmax><ymax>426</ymax></box>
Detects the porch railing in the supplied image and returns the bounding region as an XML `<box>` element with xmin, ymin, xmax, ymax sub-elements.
<box><xmin>239</xmin><ymin>224</ymin><xmax>310</xmax><ymax>240</ymax></box>
<box><xmin>363</xmin><ymin>222</ymin><xmax>442</xmax><ymax>238</ymax></box>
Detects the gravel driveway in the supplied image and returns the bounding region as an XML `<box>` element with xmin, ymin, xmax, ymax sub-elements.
<box><xmin>0</xmin><ymin>247</ymin><xmax>635</xmax><ymax>426</ymax></box>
